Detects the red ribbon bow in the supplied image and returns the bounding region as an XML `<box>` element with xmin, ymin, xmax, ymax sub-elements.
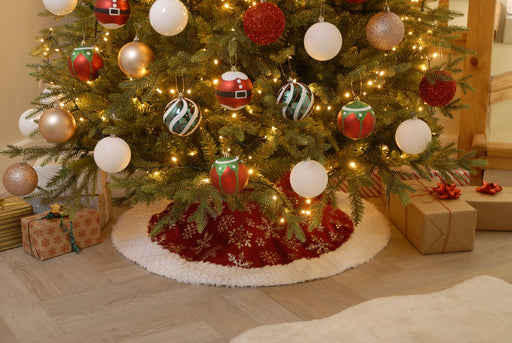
<box><xmin>430</xmin><ymin>183</ymin><xmax>461</xmax><ymax>199</ymax></box>
<box><xmin>476</xmin><ymin>180</ymin><xmax>503</xmax><ymax>195</ymax></box>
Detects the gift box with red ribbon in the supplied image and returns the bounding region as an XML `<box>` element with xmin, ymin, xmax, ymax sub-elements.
<box><xmin>459</xmin><ymin>182</ymin><xmax>512</xmax><ymax>231</ymax></box>
<box><xmin>388</xmin><ymin>180</ymin><xmax>477</xmax><ymax>254</ymax></box>
<box><xmin>20</xmin><ymin>208</ymin><xmax>101</xmax><ymax>261</ymax></box>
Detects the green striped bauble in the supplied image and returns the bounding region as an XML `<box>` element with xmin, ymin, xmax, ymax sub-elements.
<box><xmin>163</xmin><ymin>95</ymin><xmax>202</xmax><ymax>136</ymax></box>
<box><xmin>276</xmin><ymin>80</ymin><xmax>314</xmax><ymax>121</ymax></box>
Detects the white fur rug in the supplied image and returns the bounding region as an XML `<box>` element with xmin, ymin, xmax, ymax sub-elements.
<box><xmin>231</xmin><ymin>275</ymin><xmax>512</xmax><ymax>342</ymax></box>
<box><xmin>111</xmin><ymin>194</ymin><xmax>391</xmax><ymax>287</ymax></box>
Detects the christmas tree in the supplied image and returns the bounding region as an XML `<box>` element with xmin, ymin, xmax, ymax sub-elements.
<box><xmin>2</xmin><ymin>0</ymin><xmax>481</xmax><ymax>241</ymax></box>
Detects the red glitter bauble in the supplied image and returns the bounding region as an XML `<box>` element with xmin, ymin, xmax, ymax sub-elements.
<box><xmin>419</xmin><ymin>70</ymin><xmax>457</xmax><ymax>107</ymax></box>
<box><xmin>345</xmin><ymin>0</ymin><xmax>368</xmax><ymax>3</ymax></box>
<box><xmin>243</xmin><ymin>2</ymin><xmax>285</xmax><ymax>45</ymax></box>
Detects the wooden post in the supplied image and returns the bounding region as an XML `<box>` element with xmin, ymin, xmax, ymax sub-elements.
<box><xmin>97</xmin><ymin>170</ymin><xmax>113</xmax><ymax>228</ymax></box>
<box><xmin>458</xmin><ymin>0</ymin><xmax>496</xmax><ymax>153</ymax></box>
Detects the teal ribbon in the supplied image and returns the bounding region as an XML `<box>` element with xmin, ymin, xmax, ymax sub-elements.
<box><xmin>26</xmin><ymin>212</ymin><xmax>80</xmax><ymax>259</ymax></box>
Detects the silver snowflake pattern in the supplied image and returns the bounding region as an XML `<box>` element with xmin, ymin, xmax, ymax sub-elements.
<box><xmin>284</xmin><ymin>236</ymin><xmax>302</xmax><ymax>251</ymax></box>
<box><xmin>192</xmin><ymin>232</ymin><xmax>213</xmax><ymax>255</ymax></box>
<box><xmin>183</xmin><ymin>222</ymin><xmax>197</xmax><ymax>240</ymax></box>
<box><xmin>257</xmin><ymin>218</ymin><xmax>280</xmax><ymax>239</ymax></box>
<box><xmin>246</xmin><ymin>203</ymin><xmax>257</xmax><ymax>215</ymax></box>
<box><xmin>217</xmin><ymin>214</ymin><xmax>235</xmax><ymax>233</ymax></box>
<box><xmin>227</xmin><ymin>252</ymin><xmax>254</xmax><ymax>268</ymax></box>
<box><xmin>259</xmin><ymin>251</ymin><xmax>281</xmax><ymax>265</ymax></box>
<box><xmin>329</xmin><ymin>229</ymin><xmax>344</xmax><ymax>242</ymax></box>
<box><xmin>228</xmin><ymin>226</ymin><xmax>253</xmax><ymax>249</ymax></box>
<box><xmin>306</xmin><ymin>237</ymin><xmax>332</xmax><ymax>255</ymax></box>
<box><xmin>255</xmin><ymin>237</ymin><xmax>266</xmax><ymax>247</ymax></box>
<box><xmin>163</xmin><ymin>242</ymin><xmax>185</xmax><ymax>254</ymax></box>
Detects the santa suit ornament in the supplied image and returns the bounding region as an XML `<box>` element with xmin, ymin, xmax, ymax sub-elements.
<box><xmin>94</xmin><ymin>0</ymin><xmax>131</xmax><ymax>29</ymax></box>
<box><xmin>214</xmin><ymin>67</ymin><xmax>253</xmax><ymax>110</ymax></box>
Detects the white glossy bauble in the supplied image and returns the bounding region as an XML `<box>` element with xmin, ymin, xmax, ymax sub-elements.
<box><xmin>290</xmin><ymin>160</ymin><xmax>329</xmax><ymax>198</ymax></box>
<box><xmin>42</xmin><ymin>0</ymin><xmax>77</xmax><ymax>16</ymax></box>
<box><xmin>395</xmin><ymin>118</ymin><xmax>432</xmax><ymax>154</ymax></box>
<box><xmin>304</xmin><ymin>19</ymin><xmax>342</xmax><ymax>61</ymax></box>
<box><xmin>149</xmin><ymin>0</ymin><xmax>188</xmax><ymax>36</ymax></box>
<box><xmin>18</xmin><ymin>109</ymin><xmax>41</xmax><ymax>138</ymax></box>
<box><xmin>93</xmin><ymin>136</ymin><xmax>131</xmax><ymax>173</ymax></box>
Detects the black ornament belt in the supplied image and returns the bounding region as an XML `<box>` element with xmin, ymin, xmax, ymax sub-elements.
<box><xmin>215</xmin><ymin>90</ymin><xmax>252</xmax><ymax>99</ymax></box>
<box><xmin>94</xmin><ymin>7</ymin><xmax>130</xmax><ymax>15</ymax></box>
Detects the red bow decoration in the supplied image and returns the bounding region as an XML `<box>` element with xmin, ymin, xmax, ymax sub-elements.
<box><xmin>476</xmin><ymin>180</ymin><xmax>503</xmax><ymax>195</ymax></box>
<box><xmin>430</xmin><ymin>183</ymin><xmax>461</xmax><ymax>199</ymax></box>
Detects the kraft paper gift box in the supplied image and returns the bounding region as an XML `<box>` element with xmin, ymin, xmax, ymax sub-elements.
<box><xmin>0</xmin><ymin>197</ymin><xmax>33</xmax><ymax>251</ymax></box>
<box><xmin>389</xmin><ymin>180</ymin><xmax>477</xmax><ymax>254</ymax></box>
<box><xmin>459</xmin><ymin>186</ymin><xmax>512</xmax><ymax>231</ymax></box>
<box><xmin>20</xmin><ymin>208</ymin><xmax>101</xmax><ymax>261</ymax></box>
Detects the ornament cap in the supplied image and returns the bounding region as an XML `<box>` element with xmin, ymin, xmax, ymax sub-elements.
<box><xmin>318</xmin><ymin>16</ymin><xmax>325</xmax><ymax>23</ymax></box>
<box><xmin>230</xmin><ymin>65</ymin><xmax>238</xmax><ymax>72</ymax></box>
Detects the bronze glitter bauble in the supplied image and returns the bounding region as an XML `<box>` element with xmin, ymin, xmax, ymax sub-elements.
<box><xmin>2</xmin><ymin>162</ymin><xmax>38</xmax><ymax>196</ymax></box>
<box><xmin>366</xmin><ymin>11</ymin><xmax>404</xmax><ymax>50</ymax></box>
<box><xmin>118</xmin><ymin>41</ymin><xmax>154</xmax><ymax>79</ymax></box>
<box><xmin>39</xmin><ymin>108</ymin><xmax>76</xmax><ymax>143</ymax></box>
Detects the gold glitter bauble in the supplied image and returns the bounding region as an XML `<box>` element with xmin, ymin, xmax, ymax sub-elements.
<box><xmin>118</xmin><ymin>41</ymin><xmax>154</xmax><ymax>79</ymax></box>
<box><xmin>366</xmin><ymin>11</ymin><xmax>404</xmax><ymax>51</ymax></box>
<box><xmin>39</xmin><ymin>108</ymin><xmax>76</xmax><ymax>143</ymax></box>
<box><xmin>2</xmin><ymin>162</ymin><xmax>38</xmax><ymax>196</ymax></box>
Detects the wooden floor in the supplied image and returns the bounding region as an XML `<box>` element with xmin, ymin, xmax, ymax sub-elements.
<box><xmin>1</xmin><ymin>201</ymin><xmax>512</xmax><ymax>343</ymax></box>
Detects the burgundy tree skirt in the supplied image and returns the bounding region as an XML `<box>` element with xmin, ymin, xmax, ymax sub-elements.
<box><xmin>148</xmin><ymin>202</ymin><xmax>353</xmax><ymax>269</ymax></box>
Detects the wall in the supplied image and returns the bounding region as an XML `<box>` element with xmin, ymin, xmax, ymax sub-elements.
<box><xmin>0</xmin><ymin>2</ymin><xmax>54</xmax><ymax>193</ymax></box>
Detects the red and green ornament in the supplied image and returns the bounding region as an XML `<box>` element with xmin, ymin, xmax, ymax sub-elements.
<box><xmin>210</xmin><ymin>156</ymin><xmax>249</xmax><ymax>195</ymax></box>
<box><xmin>276</xmin><ymin>79</ymin><xmax>314</xmax><ymax>121</ymax></box>
<box><xmin>94</xmin><ymin>0</ymin><xmax>131</xmax><ymax>29</ymax></box>
<box><xmin>163</xmin><ymin>94</ymin><xmax>201</xmax><ymax>136</ymax></box>
<box><xmin>419</xmin><ymin>70</ymin><xmax>457</xmax><ymax>107</ymax></box>
<box><xmin>68</xmin><ymin>46</ymin><xmax>104</xmax><ymax>81</ymax></box>
<box><xmin>243</xmin><ymin>1</ymin><xmax>285</xmax><ymax>45</ymax></box>
<box><xmin>337</xmin><ymin>100</ymin><xmax>376</xmax><ymax>140</ymax></box>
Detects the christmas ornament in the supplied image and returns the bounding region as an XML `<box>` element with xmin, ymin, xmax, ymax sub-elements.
<box><xmin>337</xmin><ymin>100</ymin><xmax>376</xmax><ymax>140</ymax></box>
<box><xmin>42</xmin><ymin>0</ymin><xmax>77</xmax><ymax>15</ymax></box>
<box><xmin>419</xmin><ymin>70</ymin><xmax>457</xmax><ymax>107</ymax></box>
<box><xmin>243</xmin><ymin>1</ymin><xmax>285</xmax><ymax>45</ymax></box>
<box><xmin>215</xmin><ymin>67</ymin><xmax>253</xmax><ymax>110</ymax></box>
<box><xmin>2</xmin><ymin>162</ymin><xmax>38</xmax><ymax>196</ymax></box>
<box><xmin>276</xmin><ymin>79</ymin><xmax>314</xmax><ymax>121</ymax></box>
<box><xmin>366</xmin><ymin>9</ymin><xmax>404</xmax><ymax>50</ymax></box>
<box><xmin>149</xmin><ymin>0</ymin><xmax>188</xmax><ymax>36</ymax></box>
<box><xmin>304</xmin><ymin>16</ymin><xmax>342</xmax><ymax>61</ymax></box>
<box><xmin>290</xmin><ymin>159</ymin><xmax>328</xmax><ymax>198</ymax></box>
<box><xmin>210</xmin><ymin>156</ymin><xmax>249</xmax><ymax>195</ymax></box>
<box><xmin>94</xmin><ymin>0</ymin><xmax>131</xmax><ymax>29</ymax></box>
<box><xmin>395</xmin><ymin>118</ymin><xmax>432</xmax><ymax>154</ymax></box>
<box><xmin>18</xmin><ymin>109</ymin><xmax>41</xmax><ymax>138</ymax></box>
<box><xmin>118</xmin><ymin>39</ymin><xmax>154</xmax><ymax>78</ymax></box>
<box><xmin>163</xmin><ymin>94</ymin><xmax>202</xmax><ymax>136</ymax></box>
<box><xmin>68</xmin><ymin>46</ymin><xmax>104</xmax><ymax>81</ymax></box>
<box><xmin>94</xmin><ymin>136</ymin><xmax>131</xmax><ymax>173</ymax></box>
<box><xmin>38</xmin><ymin>108</ymin><xmax>76</xmax><ymax>143</ymax></box>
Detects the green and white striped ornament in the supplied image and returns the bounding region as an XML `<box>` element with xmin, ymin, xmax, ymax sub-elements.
<box><xmin>163</xmin><ymin>94</ymin><xmax>201</xmax><ymax>136</ymax></box>
<box><xmin>276</xmin><ymin>79</ymin><xmax>314</xmax><ymax>121</ymax></box>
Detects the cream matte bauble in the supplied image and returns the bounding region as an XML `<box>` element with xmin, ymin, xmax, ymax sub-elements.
<box><xmin>94</xmin><ymin>136</ymin><xmax>132</xmax><ymax>173</ymax></box>
<box><xmin>290</xmin><ymin>159</ymin><xmax>329</xmax><ymax>198</ymax></box>
<box><xmin>149</xmin><ymin>0</ymin><xmax>189</xmax><ymax>36</ymax></box>
<box><xmin>42</xmin><ymin>0</ymin><xmax>77</xmax><ymax>15</ymax></box>
<box><xmin>19</xmin><ymin>109</ymin><xmax>41</xmax><ymax>138</ymax></box>
<box><xmin>118</xmin><ymin>41</ymin><xmax>154</xmax><ymax>78</ymax></box>
<box><xmin>366</xmin><ymin>10</ymin><xmax>404</xmax><ymax>50</ymax></box>
<box><xmin>2</xmin><ymin>162</ymin><xmax>38</xmax><ymax>196</ymax></box>
<box><xmin>395</xmin><ymin>118</ymin><xmax>432</xmax><ymax>154</ymax></box>
<box><xmin>38</xmin><ymin>108</ymin><xmax>76</xmax><ymax>143</ymax></box>
<box><xmin>304</xmin><ymin>17</ymin><xmax>342</xmax><ymax>61</ymax></box>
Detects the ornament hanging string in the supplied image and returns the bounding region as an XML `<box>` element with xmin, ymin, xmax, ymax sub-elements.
<box><xmin>350</xmin><ymin>78</ymin><xmax>364</xmax><ymax>101</ymax></box>
<box><xmin>230</xmin><ymin>38</ymin><xmax>238</xmax><ymax>69</ymax></box>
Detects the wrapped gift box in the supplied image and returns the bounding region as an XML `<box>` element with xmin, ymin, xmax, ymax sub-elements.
<box><xmin>389</xmin><ymin>180</ymin><xmax>477</xmax><ymax>254</ymax></box>
<box><xmin>459</xmin><ymin>186</ymin><xmax>512</xmax><ymax>231</ymax></box>
<box><xmin>20</xmin><ymin>208</ymin><xmax>101</xmax><ymax>261</ymax></box>
<box><xmin>394</xmin><ymin>167</ymin><xmax>471</xmax><ymax>186</ymax></box>
<box><xmin>0</xmin><ymin>197</ymin><xmax>33</xmax><ymax>251</ymax></box>
<box><xmin>338</xmin><ymin>170</ymin><xmax>384</xmax><ymax>197</ymax></box>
